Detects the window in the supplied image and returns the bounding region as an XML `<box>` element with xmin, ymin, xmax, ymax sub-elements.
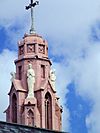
<box><xmin>18</xmin><ymin>66</ymin><xmax>22</xmax><ymax>80</ymax></box>
<box><xmin>41</xmin><ymin>65</ymin><xmax>45</xmax><ymax>78</ymax></box>
<box><xmin>45</xmin><ymin>92</ymin><xmax>52</xmax><ymax>129</ymax></box>
<box><xmin>12</xmin><ymin>93</ymin><xmax>17</xmax><ymax>123</ymax></box>
<box><xmin>19</xmin><ymin>45</ymin><xmax>24</xmax><ymax>55</ymax></box>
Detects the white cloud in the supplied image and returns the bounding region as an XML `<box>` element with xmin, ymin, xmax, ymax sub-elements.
<box><xmin>86</xmin><ymin>104</ymin><xmax>100</xmax><ymax>133</ymax></box>
<box><xmin>0</xmin><ymin>0</ymin><xmax>100</xmax><ymax>37</ymax></box>
<box><xmin>54</xmin><ymin>43</ymin><xmax>100</xmax><ymax>133</ymax></box>
<box><xmin>72</xmin><ymin>44</ymin><xmax>100</xmax><ymax>133</ymax></box>
<box><xmin>0</xmin><ymin>0</ymin><xmax>26</xmax><ymax>25</ymax></box>
<box><xmin>0</xmin><ymin>49</ymin><xmax>16</xmax><ymax>120</ymax></box>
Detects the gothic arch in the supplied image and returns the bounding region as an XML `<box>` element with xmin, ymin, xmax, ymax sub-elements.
<box><xmin>27</xmin><ymin>109</ymin><xmax>34</xmax><ymax>126</ymax></box>
<box><xmin>45</xmin><ymin>92</ymin><xmax>52</xmax><ymax>129</ymax></box>
<box><xmin>12</xmin><ymin>93</ymin><xmax>17</xmax><ymax>123</ymax></box>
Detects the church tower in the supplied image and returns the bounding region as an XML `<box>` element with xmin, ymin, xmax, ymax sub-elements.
<box><xmin>5</xmin><ymin>0</ymin><xmax>62</xmax><ymax>131</ymax></box>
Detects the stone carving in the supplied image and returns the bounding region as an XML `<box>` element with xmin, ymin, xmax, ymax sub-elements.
<box><xmin>38</xmin><ymin>44</ymin><xmax>45</xmax><ymax>54</ymax></box>
<box><xmin>27</xmin><ymin>44</ymin><xmax>35</xmax><ymax>53</ymax></box>
<box><xmin>10</xmin><ymin>72</ymin><xmax>16</xmax><ymax>82</ymax></box>
<box><xmin>27</xmin><ymin>63</ymin><xmax>35</xmax><ymax>98</ymax></box>
<box><xmin>19</xmin><ymin>46</ymin><xmax>24</xmax><ymax>55</ymax></box>
<box><xmin>50</xmin><ymin>69</ymin><xmax>56</xmax><ymax>90</ymax></box>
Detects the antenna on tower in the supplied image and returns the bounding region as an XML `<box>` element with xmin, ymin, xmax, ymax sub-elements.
<box><xmin>26</xmin><ymin>0</ymin><xmax>39</xmax><ymax>34</ymax></box>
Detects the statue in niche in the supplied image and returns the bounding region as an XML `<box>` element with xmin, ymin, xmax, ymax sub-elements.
<box><xmin>50</xmin><ymin>69</ymin><xmax>56</xmax><ymax>90</ymax></box>
<box><xmin>27</xmin><ymin>63</ymin><xmax>35</xmax><ymax>98</ymax></box>
<box><xmin>10</xmin><ymin>72</ymin><xmax>16</xmax><ymax>82</ymax></box>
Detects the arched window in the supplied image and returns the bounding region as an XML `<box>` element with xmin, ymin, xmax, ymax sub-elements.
<box><xmin>27</xmin><ymin>109</ymin><xmax>34</xmax><ymax>126</ymax></box>
<box><xmin>18</xmin><ymin>66</ymin><xmax>22</xmax><ymax>80</ymax></box>
<box><xmin>45</xmin><ymin>92</ymin><xmax>52</xmax><ymax>129</ymax></box>
<box><xmin>12</xmin><ymin>93</ymin><xmax>17</xmax><ymax>123</ymax></box>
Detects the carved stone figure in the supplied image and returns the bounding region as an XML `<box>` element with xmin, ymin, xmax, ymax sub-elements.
<box><xmin>10</xmin><ymin>72</ymin><xmax>16</xmax><ymax>82</ymax></box>
<box><xmin>50</xmin><ymin>69</ymin><xmax>56</xmax><ymax>90</ymax></box>
<box><xmin>27</xmin><ymin>63</ymin><xmax>35</xmax><ymax>98</ymax></box>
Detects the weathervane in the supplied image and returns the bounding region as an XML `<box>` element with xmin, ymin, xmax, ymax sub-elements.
<box><xmin>26</xmin><ymin>0</ymin><xmax>39</xmax><ymax>34</ymax></box>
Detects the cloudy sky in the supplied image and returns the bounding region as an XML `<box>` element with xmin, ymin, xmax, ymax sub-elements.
<box><xmin>0</xmin><ymin>0</ymin><xmax>100</xmax><ymax>133</ymax></box>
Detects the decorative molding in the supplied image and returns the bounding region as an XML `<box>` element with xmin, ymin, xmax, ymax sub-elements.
<box><xmin>38</xmin><ymin>44</ymin><xmax>45</xmax><ymax>54</ymax></box>
<box><xmin>27</xmin><ymin>44</ymin><xmax>35</xmax><ymax>53</ymax></box>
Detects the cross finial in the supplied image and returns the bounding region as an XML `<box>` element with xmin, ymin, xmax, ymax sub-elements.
<box><xmin>26</xmin><ymin>0</ymin><xmax>39</xmax><ymax>34</ymax></box>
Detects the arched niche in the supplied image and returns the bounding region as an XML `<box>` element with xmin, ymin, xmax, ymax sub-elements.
<box><xmin>27</xmin><ymin>109</ymin><xmax>34</xmax><ymax>126</ymax></box>
<box><xmin>45</xmin><ymin>92</ymin><xmax>52</xmax><ymax>129</ymax></box>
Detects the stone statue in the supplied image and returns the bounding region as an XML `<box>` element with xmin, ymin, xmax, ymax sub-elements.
<box><xmin>50</xmin><ymin>69</ymin><xmax>56</xmax><ymax>90</ymax></box>
<box><xmin>27</xmin><ymin>63</ymin><xmax>35</xmax><ymax>98</ymax></box>
<box><xmin>10</xmin><ymin>72</ymin><xmax>16</xmax><ymax>82</ymax></box>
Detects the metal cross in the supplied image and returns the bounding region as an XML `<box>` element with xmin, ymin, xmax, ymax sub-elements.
<box><xmin>26</xmin><ymin>0</ymin><xmax>39</xmax><ymax>34</ymax></box>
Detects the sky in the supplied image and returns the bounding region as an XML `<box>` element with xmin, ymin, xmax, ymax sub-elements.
<box><xmin>0</xmin><ymin>0</ymin><xmax>100</xmax><ymax>133</ymax></box>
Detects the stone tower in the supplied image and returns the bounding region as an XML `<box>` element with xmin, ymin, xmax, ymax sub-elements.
<box><xmin>5</xmin><ymin>33</ymin><xmax>62</xmax><ymax>130</ymax></box>
<box><xmin>5</xmin><ymin>0</ymin><xmax>62</xmax><ymax>131</ymax></box>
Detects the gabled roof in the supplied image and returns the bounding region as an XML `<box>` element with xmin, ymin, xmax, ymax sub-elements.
<box><xmin>40</xmin><ymin>79</ymin><xmax>56</xmax><ymax>93</ymax></box>
<box><xmin>8</xmin><ymin>79</ymin><xmax>27</xmax><ymax>95</ymax></box>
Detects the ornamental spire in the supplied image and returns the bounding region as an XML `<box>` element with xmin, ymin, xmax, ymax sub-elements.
<box><xmin>26</xmin><ymin>0</ymin><xmax>39</xmax><ymax>34</ymax></box>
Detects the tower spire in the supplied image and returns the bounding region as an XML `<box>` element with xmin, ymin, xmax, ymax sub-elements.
<box><xmin>26</xmin><ymin>0</ymin><xmax>39</xmax><ymax>34</ymax></box>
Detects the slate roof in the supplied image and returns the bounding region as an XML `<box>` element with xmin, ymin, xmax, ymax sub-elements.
<box><xmin>0</xmin><ymin>121</ymin><xmax>69</xmax><ymax>133</ymax></box>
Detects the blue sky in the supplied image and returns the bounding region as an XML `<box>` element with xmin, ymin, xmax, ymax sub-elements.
<box><xmin>1</xmin><ymin>0</ymin><xmax>100</xmax><ymax>133</ymax></box>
